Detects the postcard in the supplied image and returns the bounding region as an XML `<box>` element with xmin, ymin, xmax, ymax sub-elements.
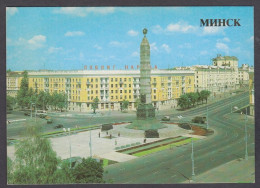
<box><xmin>6</xmin><ymin>6</ymin><xmax>254</xmax><ymax>184</ymax></box>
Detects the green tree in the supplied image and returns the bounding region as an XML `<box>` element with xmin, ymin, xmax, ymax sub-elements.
<box><xmin>91</xmin><ymin>97</ymin><xmax>99</xmax><ymax>114</ymax></box>
<box><xmin>187</xmin><ymin>92</ymin><xmax>199</xmax><ymax>107</ymax></box>
<box><xmin>122</xmin><ymin>100</ymin><xmax>129</xmax><ymax>111</ymax></box>
<box><xmin>6</xmin><ymin>96</ymin><xmax>16</xmax><ymax>110</ymax></box>
<box><xmin>72</xmin><ymin>158</ymin><xmax>105</xmax><ymax>183</ymax></box>
<box><xmin>7</xmin><ymin>157</ymin><xmax>14</xmax><ymax>184</ymax></box>
<box><xmin>10</xmin><ymin>123</ymin><xmax>60</xmax><ymax>184</ymax></box>
<box><xmin>178</xmin><ymin>94</ymin><xmax>189</xmax><ymax>109</ymax></box>
<box><xmin>57</xmin><ymin>92</ymin><xmax>67</xmax><ymax>111</ymax></box>
<box><xmin>17</xmin><ymin>71</ymin><xmax>29</xmax><ymax>109</ymax></box>
<box><xmin>200</xmin><ymin>90</ymin><xmax>211</xmax><ymax>104</ymax></box>
<box><xmin>134</xmin><ymin>98</ymin><xmax>141</xmax><ymax>109</ymax></box>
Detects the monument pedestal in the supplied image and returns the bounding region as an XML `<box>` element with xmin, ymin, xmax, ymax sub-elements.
<box><xmin>136</xmin><ymin>103</ymin><xmax>155</xmax><ymax>119</ymax></box>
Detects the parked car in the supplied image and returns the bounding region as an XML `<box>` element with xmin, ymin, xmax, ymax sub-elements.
<box><xmin>39</xmin><ymin>114</ymin><xmax>47</xmax><ymax>118</ymax></box>
<box><xmin>54</xmin><ymin>124</ymin><xmax>63</xmax><ymax>129</ymax></box>
<box><xmin>161</xmin><ymin>116</ymin><xmax>170</xmax><ymax>121</ymax></box>
<box><xmin>24</xmin><ymin>112</ymin><xmax>30</xmax><ymax>116</ymax></box>
<box><xmin>192</xmin><ymin>116</ymin><xmax>207</xmax><ymax>124</ymax></box>
<box><xmin>47</xmin><ymin>119</ymin><xmax>53</xmax><ymax>124</ymax></box>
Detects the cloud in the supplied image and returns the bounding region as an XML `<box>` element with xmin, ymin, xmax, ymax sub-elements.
<box><xmin>6</xmin><ymin>7</ymin><xmax>18</xmax><ymax>16</ymax></box>
<box><xmin>152</xmin><ymin>22</ymin><xmax>197</xmax><ymax>34</ymax></box>
<box><xmin>179</xmin><ymin>43</ymin><xmax>192</xmax><ymax>49</ymax></box>
<box><xmin>48</xmin><ymin>47</ymin><xmax>63</xmax><ymax>54</ymax></box>
<box><xmin>150</xmin><ymin>43</ymin><xmax>158</xmax><ymax>52</ymax></box>
<box><xmin>54</xmin><ymin>7</ymin><xmax>115</xmax><ymax>17</ymax></box>
<box><xmin>152</xmin><ymin>25</ymin><xmax>163</xmax><ymax>34</ymax></box>
<box><xmin>127</xmin><ymin>30</ymin><xmax>138</xmax><ymax>36</ymax></box>
<box><xmin>131</xmin><ymin>51</ymin><xmax>139</xmax><ymax>57</ymax></box>
<box><xmin>216</xmin><ymin>42</ymin><xmax>229</xmax><ymax>54</ymax></box>
<box><xmin>109</xmin><ymin>41</ymin><xmax>127</xmax><ymax>47</ymax></box>
<box><xmin>94</xmin><ymin>44</ymin><xmax>102</xmax><ymax>50</ymax></box>
<box><xmin>166</xmin><ymin>22</ymin><xmax>197</xmax><ymax>33</ymax></box>
<box><xmin>223</xmin><ymin>37</ymin><xmax>230</xmax><ymax>42</ymax></box>
<box><xmin>161</xmin><ymin>44</ymin><xmax>171</xmax><ymax>53</ymax></box>
<box><xmin>249</xmin><ymin>36</ymin><xmax>254</xmax><ymax>42</ymax></box>
<box><xmin>200</xmin><ymin>50</ymin><xmax>208</xmax><ymax>55</ymax></box>
<box><xmin>28</xmin><ymin>35</ymin><xmax>46</xmax><ymax>50</ymax></box>
<box><xmin>203</xmin><ymin>27</ymin><xmax>225</xmax><ymax>35</ymax></box>
<box><xmin>65</xmin><ymin>31</ymin><xmax>85</xmax><ymax>37</ymax></box>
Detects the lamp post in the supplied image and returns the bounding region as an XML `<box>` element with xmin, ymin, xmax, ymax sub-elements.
<box><xmin>89</xmin><ymin>130</ymin><xmax>92</xmax><ymax>158</ymax></box>
<box><xmin>31</xmin><ymin>102</ymin><xmax>35</xmax><ymax>119</ymax></box>
<box><xmin>63</xmin><ymin>128</ymin><xmax>72</xmax><ymax>168</ymax></box>
<box><xmin>206</xmin><ymin>106</ymin><xmax>209</xmax><ymax>129</ymax></box>
<box><xmin>233</xmin><ymin>106</ymin><xmax>248</xmax><ymax>160</ymax></box>
<box><xmin>177</xmin><ymin>115</ymin><xmax>195</xmax><ymax>181</ymax></box>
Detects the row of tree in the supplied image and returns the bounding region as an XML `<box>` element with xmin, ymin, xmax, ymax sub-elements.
<box><xmin>16</xmin><ymin>71</ymin><xmax>68</xmax><ymax>111</ymax></box>
<box><xmin>177</xmin><ymin>90</ymin><xmax>211</xmax><ymax>109</ymax></box>
<box><xmin>8</xmin><ymin>123</ymin><xmax>105</xmax><ymax>184</ymax></box>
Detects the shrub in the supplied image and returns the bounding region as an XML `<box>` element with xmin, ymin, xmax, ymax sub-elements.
<box><xmin>101</xmin><ymin>124</ymin><xmax>113</xmax><ymax>131</ymax></box>
<box><xmin>145</xmin><ymin>129</ymin><xmax>159</xmax><ymax>138</ymax></box>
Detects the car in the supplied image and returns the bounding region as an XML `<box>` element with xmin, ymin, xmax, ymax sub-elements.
<box><xmin>24</xmin><ymin>112</ymin><xmax>30</xmax><ymax>116</ymax></box>
<box><xmin>192</xmin><ymin>116</ymin><xmax>207</xmax><ymax>124</ymax></box>
<box><xmin>39</xmin><ymin>114</ymin><xmax>47</xmax><ymax>118</ymax></box>
<box><xmin>47</xmin><ymin>119</ymin><xmax>53</xmax><ymax>124</ymax></box>
<box><xmin>161</xmin><ymin>116</ymin><xmax>170</xmax><ymax>121</ymax></box>
<box><xmin>54</xmin><ymin>124</ymin><xmax>63</xmax><ymax>129</ymax></box>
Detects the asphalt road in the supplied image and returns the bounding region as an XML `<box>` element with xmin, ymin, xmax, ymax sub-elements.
<box><xmin>103</xmin><ymin>92</ymin><xmax>255</xmax><ymax>183</ymax></box>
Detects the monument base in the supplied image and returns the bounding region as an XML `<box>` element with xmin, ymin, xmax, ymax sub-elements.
<box><xmin>126</xmin><ymin>118</ymin><xmax>167</xmax><ymax>130</ymax></box>
<box><xmin>136</xmin><ymin>103</ymin><xmax>155</xmax><ymax>119</ymax></box>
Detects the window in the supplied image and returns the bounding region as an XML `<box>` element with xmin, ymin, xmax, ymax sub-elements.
<box><xmin>120</xmin><ymin>90</ymin><xmax>122</xmax><ymax>93</ymax></box>
<box><xmin>111</xmin><ymin>78</ymin><xmax>113</xmax><ymax>82</ymax></box>
<box><xmin>124</xmin><ymin>96</ymin><xmax>127</xmax><ymax>99</ymax></box>
<box><xmin>124</xmin><ymin>84</ymin><xmax>127</xmax><ymax>87</ymax></box>
<box><xmin>129</xmin><ymin>78</ymin><xmax>131</xmax><ymax>81</ymax></box>
<box><xmin>111</xmin><ymin>90</ymin><xmax>114</xmax><ymax>94</ymax></box>
<box><xmin>129</xmin><ymin>90</ymin><xmax>131</xmax><ymax>93</ymax></box>
<box><xmin>129</xmin><ymin>95</ymin><xmax>131</xmax><ymax>99</ymax></box>
<box><xmin>129</xmin><ymin>84</ymin><xmax>131</xmax><ymax>87</ymax></box>
<box><xmin>111</xmin><ymin>84</ymin><xmax>113</xmax><ymax>88</ymax></box>
<box><xmin>115</xmin><ymin>84</ymin><xmax>118</xmax><ymax>88</ymax></box>
<box><xmin>116</xmin><ymin>90</ymin><xmax>118</xmax><ymax>93</ymax></box>
<box><xmin>124</xmin><ymin>78</ymin><xmax>126</xmax><ymax>82</ymax></box>
<box><xmin>96</xmin><ymin>90</ymin><xmax>98</xmax><ymax>94</ymax></box>
<box><xmin>124</xmin><ymin>90</ymin><xmax>127</xmax><ymax>93</ymax></box>
<box><xmin>115</xmin><ymin>78</ymin><xmax>118</xmax><ymax>82</ymax></box>
<box><xmin>111</xmin><ymin>96</ymin><xmax>114</xmax><ymax>99</ymax></box>
<box><xmin>95</xmin><ymin>78</ymin><xmax>98</xmax><ymax>82</ymax></box>
<box><xmin>120</xmin><ymin>78</ymin><xmax>122</xmax><ymax>82</ymax></box>
<box><xmin>96</xmin><ymin>84</ymin><xmax>98</xmax><ymax>88</ymax></box>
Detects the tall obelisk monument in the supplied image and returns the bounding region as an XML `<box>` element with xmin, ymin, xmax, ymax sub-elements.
<box><xmin>137</xmin><ymin>28</ymin><xmax>155</xmax><ymax>119</ymax></box>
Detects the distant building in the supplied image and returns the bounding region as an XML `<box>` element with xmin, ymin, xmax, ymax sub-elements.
<box><xmin>176</xmin><ymin>55</ymin><xmax>251</xmax><ymax>95</ymax></box>
<box><xmin>6</xmin><ymin>71</ymin><xmax>23</xmax><ymax>97</ymax></box>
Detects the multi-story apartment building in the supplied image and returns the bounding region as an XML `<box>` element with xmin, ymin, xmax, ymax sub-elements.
<box><xmin>7</xmin><ymin>69</ymin><xmax>194</xmax><ymax>112</ymax></box>
<box><xmin>6</xmin><ymin>71</ymin><xmax>23</xmax><ymax>97</ymax></box>
<box><xmin>175</xmin><ymin>55</ymin><xmax>251</xmax><ymax>96</ymax></box>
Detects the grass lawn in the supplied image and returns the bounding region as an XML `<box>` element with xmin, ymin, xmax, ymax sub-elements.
<box><xmin>133</xmin><ymin>137</ymin><xmax>199</xmax><ymax>157</ymax></box>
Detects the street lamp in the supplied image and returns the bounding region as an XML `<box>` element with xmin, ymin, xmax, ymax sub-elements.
<box><xmin>177</xmin><ymin>115</ymin><xmax>195</xmax><ymax>181</ymax></box>
<box><xmin>233</xmin><ymin>106</ymin><xmax>248</xmax><ymax>160</ymax></box>
<box><xmin>89</xmin><ymin>130</ymin><xmax>92</xmax><ymax>158</ymax></box>
<box><xmin>30</xmin><ymin>102</ymin><xmax>35</xmax><ymax>119</ymax></box>
<box><xmin>63</xmin><ymin>128</ymin><xmax>72</xmax><ymax>168</ymax></box>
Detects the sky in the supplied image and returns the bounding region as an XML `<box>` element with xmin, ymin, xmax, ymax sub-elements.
<box><xmin>6</xmin><ymin>7</ymin><xmax>254</xmax><ymax>71</ymax></box>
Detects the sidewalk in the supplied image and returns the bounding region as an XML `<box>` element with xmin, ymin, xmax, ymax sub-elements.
<box><xmin>183</xmin><ymin>156</ymin><xmax>255</xmax><ymax>183</ymax></box>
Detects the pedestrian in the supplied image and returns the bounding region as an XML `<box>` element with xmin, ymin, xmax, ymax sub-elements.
<box><xmin>110</xmin><ymin>134</ymin><xmax>112</xmax><ymax>139</ymax></box>
<box><xmin>115</xmin><ymin>139</ymin><xmax>117</xmax><ymax>145</ymax></box>
<box><xmin>106</xmin><ymin>131</ymin><xmax>108</xmax><ymax>135</ymax></box>
<box><xmin>118</xmin><ymin>132</ymin><xmax>120</xmax><ymax>137</ymax></box>
<box><xmin>98</xmin><ymin>132</ymin><xmax>100</xmax><ymax>138</ymax></box>
<box><xmin>144</xmin><ymin>138</ymin><xmax>146</xmax><ymax>143</ymax></box>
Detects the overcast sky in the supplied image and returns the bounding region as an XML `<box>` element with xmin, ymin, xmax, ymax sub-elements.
<box><xmin>6</xmin><ymin>7</ymin><xmax>254</xmax><ymax>71</ymax></box>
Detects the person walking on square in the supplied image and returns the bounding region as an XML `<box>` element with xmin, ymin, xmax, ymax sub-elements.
<box><xmin>118</xmin><ymin>132</ymin><xmax>120</xmax><ymax>137</ymax></box>
<box><xmin>98</xmin><ymin>132</ymin><xmax>100</xmax><ymax>138</ymax></box>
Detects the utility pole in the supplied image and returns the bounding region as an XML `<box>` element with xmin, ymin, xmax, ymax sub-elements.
<box><xmin>206</xmin><ymin>106</ymin><xmax>209</xmax><ymax>129</ymax></box>
<box><xmin>89</xmin><ymin>130</ymin><xmax>92</xmax><ymax>158</ymax></box>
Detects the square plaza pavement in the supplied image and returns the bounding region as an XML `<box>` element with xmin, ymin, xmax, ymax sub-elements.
<box><xmin>7</xmin><ymin>128</ymin><xmax>163</xmax><ymax>162</ymax></box>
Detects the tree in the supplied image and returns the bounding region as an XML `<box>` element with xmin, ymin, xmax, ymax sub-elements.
<box><xmin>72</xmin><ymin>158</ymin><xmax>105</xmax><ymax>183</ymax></box>
<box><xmin>187</xmin><ymin>92</ymin><xmax>199</xmax><ymax>107</ymax></box>
<box><xmin>91</xmin><ymin>97</ymin><xmax>99</xmax><ymax>114</ymax></box>
<box><xmin>134</xmin><ymin>98</ymin><xmax>141</xmax><ymax>109</ymax></box>
<box><xmin>7</xmin><ymin>96</ymin><xmax>16</xmax><ymax>110</ymax></box>
<box><xmin>178</xmin><ymin>94</ymin><xmax>190</xmax><ymax>109</ymax></box>
<box><xmin>122</xmin><ymin>100</ymin><xmax>129</xmax><ymax>111</ymax></box>
<box><xmin>200</xmin><ymin>90</ymin><xmax>211</xmax><ymax>104</ymax></box>
<box><xmin>17</xmin><ymin>71</ymin><xmax>29</xmax><ymax>109</ymax></box>
<box><xmin>57</xmin><ymin>92</ymin><xmax>67</xmax><ymax>111</ymax></box>
<box><xmin>10</xmin><ymin>122</ymin><xmax>60</xmax><ymax>184</ymax></box>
